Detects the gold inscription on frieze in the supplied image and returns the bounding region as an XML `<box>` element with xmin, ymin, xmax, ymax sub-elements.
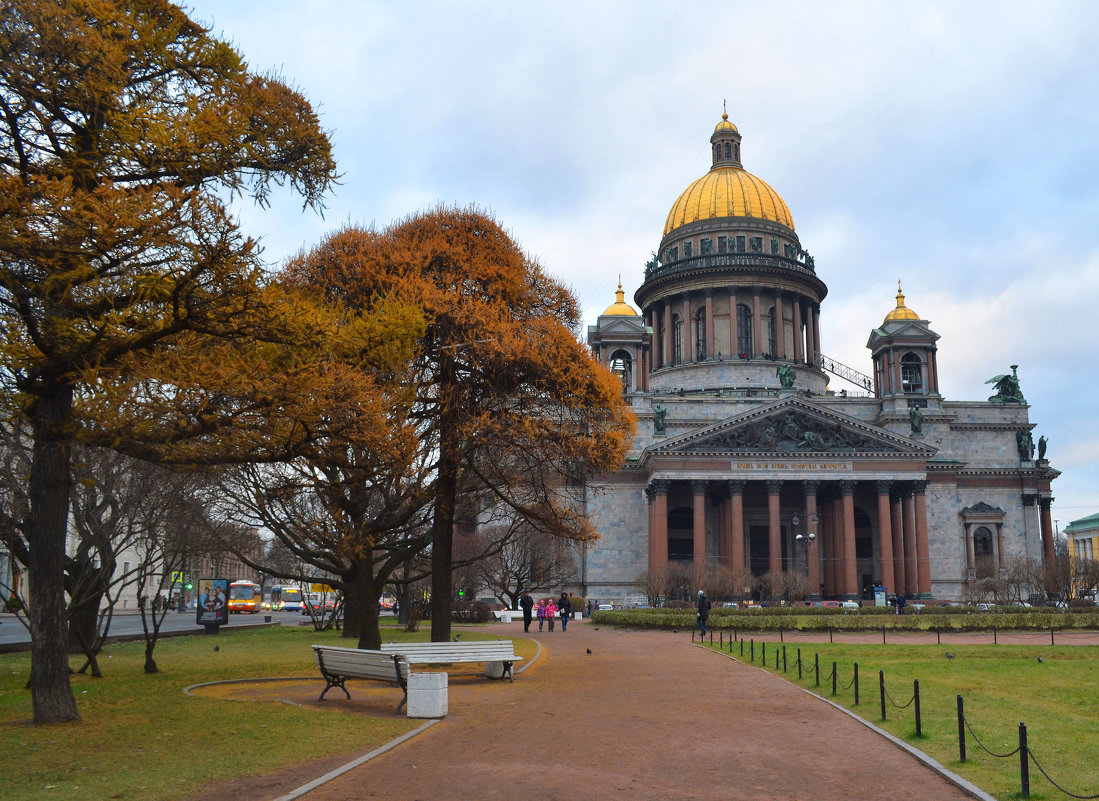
<box><xmin>733</xmin><ymin>461</ymin><xmax>850</xmax><ymax>471</ymax></box>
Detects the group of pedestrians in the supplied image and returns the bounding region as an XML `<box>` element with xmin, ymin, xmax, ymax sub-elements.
<box><xmin>519</xmin><ymin>591</ymin><xmax>573</xmax><ymax>633</ymax></box>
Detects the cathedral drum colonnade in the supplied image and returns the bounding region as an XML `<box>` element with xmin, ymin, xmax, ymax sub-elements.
<box><xmin>582</xmin><ymin>112</ymin><xmax>1057</xmax><ymax>603</ymax></box>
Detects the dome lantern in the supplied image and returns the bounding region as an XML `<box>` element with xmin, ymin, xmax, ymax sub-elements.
<box><xmin>602</xmin><ymin>278</ymin><xmax>638</xmax><ymax>316</ymax></box>
<box><xmin>711</xmin><ymin>111</ymin><xmax>743</xmax><ymax>168</ymax></box>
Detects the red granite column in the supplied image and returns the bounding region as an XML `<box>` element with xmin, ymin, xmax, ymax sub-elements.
<box><xmin>767</xmin><ymin>480</ymin><xmax>782</xmax><ymax>575</ymax></box>
<box><xmin>752</xmin><ymin>288</ymin><xmax>763</xmax><ymax>358</ymax></box>
<box><xmin>692</xmin><ymin>480</ymin><xmax>707</xmax><ymax>565</ymax></box>
<box><xmin>804</xmin><ymin>481</ymin><xmax>821</xmax><ymax>599</ymax></box>
<box><xmin>792</xmin><ymin>297</ymin><xmax>804</xmax><ymax>362</ymax></box>
<box><xmin>1039</xmin><ymin>496</ymin><xmax>1056</xmax><ymax>566</ymax></box>
<box><xmin>650</xmin><ymin>480</ymin><xmax>670</xmax><ymax>571</ymax></box>
<box><xmin>728</xmin><ymin>288</ymin><xmax>739</xmax><ymax>357</ymax></box>
<box><xmin>840</xmin><ymin>480</ymin><xmax>858</xmax><ymax>598</ymax></box>
<box><xmin>682</xmin><ymin>296</ymin><xmax>693</xmax><ymax>363</ymax></box>
<box><xmin>914</xmin><ymin>481</ymin><xmax>931</xmax><ymax>597</ymax></box>
<box><xmin>891</xmin><ymin>490</ymin><xmax>905</xmax><ymax>593</ymax></box>
<box><xmin>805</xmin><ymin>302</ymin><xmax>817</xmax><ymax>364</ymax></box>
<box><xmin>730</xmin><ymin>480</ymin><xmax>746</xmax><ymax>571</ymax></box>
<box><xmin>812</xmin><ymin>306</ymin><xmax>822</xmax><ymax>360</ymax></box>
<box><xmin>704</xmin><ymin>291</ymin><xmax>714</xmax><ymax>360</ymax></box>
<box><xmin>663</xmin><ymin>302</ymin><xmax>672</xmax><ymax>369</ymax></box>
<box><xmin>902</xmin><ymin>486</ymin><xmax>918</xmax><ymax>597</ymax></box>
<box><xmin>774</xmin><ymin>291</ymin><xmax>786</xmax><ymax>360</ymax></box>
<box><xmin>822</xmin><ymin>496</ymin><xmax>835</xmax><ymax>597</ymax></box>
<box><xmin>875</xmin><ymin>481</ymin><xmax>895</xmax><ymax>596</ymax></box>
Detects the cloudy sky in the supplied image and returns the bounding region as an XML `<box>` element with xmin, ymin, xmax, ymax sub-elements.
<box><xmin>184</xmin><ymin>0</ymin><xmax>1099</xmax><ymax>526</ymax></box>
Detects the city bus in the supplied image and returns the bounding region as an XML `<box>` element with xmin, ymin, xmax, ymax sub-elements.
<box><xmin>266</xmin><ymin>585</ymin><xmax>304</xmax><ymax>612</ymax></box>
<box><xmin>227</xmin><ymin>580</ymin><xmax>262</xmax><ymax>614</ymax></box>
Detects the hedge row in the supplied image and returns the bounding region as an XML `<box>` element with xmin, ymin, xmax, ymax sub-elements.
<box><xmin>589</xmin><ymin>608</ymin><xmax>1099</xmax><ymax>632</ymax></box>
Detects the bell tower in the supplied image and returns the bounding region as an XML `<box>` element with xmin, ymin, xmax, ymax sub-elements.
<box><xmin>866</xmin><ymin>283</ymin><xmax>941</xmax><ymax>413</ymax></box>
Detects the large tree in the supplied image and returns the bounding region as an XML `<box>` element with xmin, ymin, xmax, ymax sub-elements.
<box><xmin>282</xmin><ymin>209</ymin><xmax>636</xmax><ymax>642</ymax></box>
<box><xmin>0</xmin><ymin>0</ymin><xmax>337</xmax><ymax>723</ymax></box>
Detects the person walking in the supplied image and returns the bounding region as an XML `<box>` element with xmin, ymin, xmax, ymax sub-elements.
<box><xmin>558</xmin><ymin>592</ymin><xmax>572</xmax><ymax>631</ymax></box>
<box><xmin>520</xmin><ymin>591</ymin><xmax>534</xmax><ymax>632</ymax></box>
<box><xmin>696</xmin><ymin>590</ymin><xmax>711</xmax><ymax>637</ymax></box>
<box><xmin>536</xmin><ymin>599</ymin><xmax>546</xmax><ymax>631</ymax></box>
<box><xmin>545</xmin><ymin>598</ymin><xmax>558</xmax><ymax>631</ymax></box>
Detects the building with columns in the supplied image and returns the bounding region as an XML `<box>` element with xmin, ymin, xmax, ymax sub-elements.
<box><xmin>579</xmin><ymin>113</ymin><xmax>1059</xmax><ymax>603</ymax></box>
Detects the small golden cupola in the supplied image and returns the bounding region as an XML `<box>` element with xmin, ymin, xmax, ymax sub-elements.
<box><xmin>603</xmin><ymin>279</ymin><xmax>638</xmax><ymax>316</ymax></box>
<box><xmin>885</xmin><ymin>281</ymin><xmax>921</xmax><ymax>322</ymax></box>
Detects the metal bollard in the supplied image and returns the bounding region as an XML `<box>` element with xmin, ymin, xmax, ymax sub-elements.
<box><xmin>854</xmin><ymin>662</ymin><xmax>859</xmax><ymax>705</ymax></box>
<box><xmin>914</xmin><ymin>679</ymin><xmax>922</xmax><ymax>738</ymax></box>
<box><xmin>751</xmin><ymin>639</ymin><xmax>755</xmax><ymax>661</ymax></box>
<box><xmin>879</xmin><ymin>670</ymin><xmax>886</xmax><ymax>721</ymax></box>
<box><xmin>1019</xmin><ymin>722</ymin><xmax>1030</xmax><ymax>798</ymax></box>
<box><xmin>957</xmin><ymin>695</ymin><xmax>966</xmax><ymax>763</ymax></box>
<box><xmin>797</xmin><ymin>648</ymin><xmax>803</xmax><ymax>680</ymax></box>
<box><xmin>782</xmin><ymin>645</ymin><xmax>787</xmax><ymax>673</ymax></box>
<box><xmin>882</xmin><ymin>624</ymin><xmax>886</xmax><ymax>645</ymax></box>
<box><xmin>832</xmin><ymin>661</ymin><xmax>837</xmax><ymax>696</ymax></box>
<box><xmin>815</xmin><ymin>653</ymin><xmax>820</xmax><ymax>687</ymax></box>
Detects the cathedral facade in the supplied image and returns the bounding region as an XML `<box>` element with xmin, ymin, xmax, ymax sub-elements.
<box><xmin>579</xmin><ymin>114</ymin><xmax>1058</xmax><ymax>603</ymax></box>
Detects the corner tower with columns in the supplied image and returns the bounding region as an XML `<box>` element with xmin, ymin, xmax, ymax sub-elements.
<box><xmin>580</xmin><ymin>111</ymin><xmax>1058</xmax><ymax>605</ymax></box>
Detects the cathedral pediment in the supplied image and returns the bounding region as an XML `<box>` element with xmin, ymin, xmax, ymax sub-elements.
<box><xmin>596</xmin><ymin>317</ymin><xmax>646</xmax><ymax>335</ymax></box>
<box><xmin>650</xmin><ymin>397</ymin><xmax>934</xmax><ymax>457</ymax></box>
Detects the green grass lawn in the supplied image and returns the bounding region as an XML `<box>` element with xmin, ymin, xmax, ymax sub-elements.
<box><xmin>0</xmin><ymin>623</ymin><xmax>531</xmax><ymax>801</ymax></box>
<box><xmin>708</xmin><ymin>638</ymin><xmax>1099</xmax><ymax>800</ymax></box>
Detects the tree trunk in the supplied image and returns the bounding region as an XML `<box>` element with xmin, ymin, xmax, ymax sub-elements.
<box><xmin>144</xmin><ymin>640</ymin><xmax>159</xmax><ymax>674</ymax></box>
<box><xmin>27</xmin><ymin>386</ymin><xmax>81</xmax><ymax>723</ymax></box>
<box><xmin>430</xmin><ymin>410</ymin><xmax>459</xmax><ymax>643</ymax></box>
<box><xmin>341</xmin><ymin>567</ymin><xmax>361</xmax><ymax>641</ymax></box>
<box><xmin>356</xmin><ymin>562</ymin><xmax>383</xmax><ymax>650</ymax></box>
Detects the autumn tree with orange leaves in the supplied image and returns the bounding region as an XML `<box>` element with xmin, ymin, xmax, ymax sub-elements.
<box><xmin>0</xmin><ymin>1</ymin><xmax>340</xmax><ymax>723</ymax></box>
<box><xmin>282</xmin><ymin>208</ymin><xmax>636</xmax><ymax>643</ymax></box>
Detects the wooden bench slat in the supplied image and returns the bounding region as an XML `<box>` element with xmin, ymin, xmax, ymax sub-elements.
<box><xmin>379</xmin><ymin>640</ymin><xmax>521</xmax><ymax>681</ymax></box>
<box><xmin>312</xmin><ymin>645</ymin><xmax>410</xmax><ymax>712</ymax></box>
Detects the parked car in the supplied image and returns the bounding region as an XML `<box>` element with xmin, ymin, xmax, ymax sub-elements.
<box><xmin>721</xmin><ymin>601</ymin><xmax>740</xmax><ymax>609</ymax></box>
<box><xmin>597</xmin><ymin>603</ymin><xmax>614</xmax><ymax>611</ymax></box>
<box><xmin>840</xmin><ymin>600</ymin><xmax>860</xmax><ymax>610</ymax></box>
<box><xmin>809</xmin><ymin>600</ymin><xmax>841</xmax><ymax>608</ymax></box>
<box><xmin>975</xmin><ymin>603</ymin><xmax>995</xmax><ymax>612</ymax></box>
<box><xmin>908</xmin><ymin>602</ymin><xmax>927</xmax><ymax>612</ymax></box>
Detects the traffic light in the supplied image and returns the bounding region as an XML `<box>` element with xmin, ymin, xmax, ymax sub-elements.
<box><xmin>457</xmin><ymin>589</ymin><xmax>465</xmax><ymax>597</ymax></box>
<box><xmin>185</xmin><ymin>581</ymin><xmax>193</xmax><ymax>590</ymax></box>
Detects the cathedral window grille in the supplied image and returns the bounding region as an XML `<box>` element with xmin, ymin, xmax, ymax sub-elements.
<box><xmin>724</xmin><ymin>142</ymin><xmax>732</xmax><ymax>160</ymax></box>
<box><xmin>736</xmin><ymin>304</ymin><xmax>753</xmax><ymax>358</ymax></box>
<box><xmin>695</xmin><ymin>309</ymin><xmax>706</xmax><ymax>361</ymax></box>
<box><xmin>771</xmin><ymin>237</ymin><xmax>779</xmax><ymax>255</ymax></box>
<box><xmin>718</xmin><ymin>236</ymin><xmax>727</xmax><ymax>253</ymax></box>
<box><xmin>901</xmin><ymin>352</ymin><xmax>924</xmax><ymax>393</ymax></box>
<box><xmin>672</xmin><ymin>314</ymin><xmax>683</xmax><ymax>365</ymax></box>
<box><xmin>736</xmin><ymin>235</ymin><xmax>746</xmax><ymax>252</ymax></box>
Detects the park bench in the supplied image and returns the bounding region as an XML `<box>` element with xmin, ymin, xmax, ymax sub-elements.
<box><xmin>312</xmin><ymin>644</ymin><xmax>410</xmax><ymax>712</ymax></box>
<box><xmin>379</xmin><ymin>640</ymin><xmax>522</xmax><ymax>682</ymax></box>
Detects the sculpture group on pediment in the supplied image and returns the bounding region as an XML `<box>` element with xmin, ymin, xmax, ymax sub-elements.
<box><xmin>986</xmin><ymin>365</ymin><xmax>1026</xmax><ymax>404</ymax></box>
<box><xmin>689</xmin><ymin>411</ymin><xmax>893</xmax><ymax>453</ymax></box>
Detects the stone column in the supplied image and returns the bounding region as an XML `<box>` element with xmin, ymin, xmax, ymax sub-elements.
<box><xmin>767</xmin><ymin>479</ymin><xmax>782</xmax><ymax>575</ymax></box>
<box><xmin>804</xmin><ymin>481</ymin><xmax>821</xmax><ymax>599</ymax></box>
<box><xmin>891</xmin><ymin>491</ymin><xmax>905</xmax><ymax>594</ymax></box>
<box><xmin>728</xmin><ymin>287</ymin><xmax>739</xmax><ymax>357</ymax></box>
<box><xmin>892</xmin><ymin>349</ymin><xmax>903</xmax><ymax>397</ymax></box>
<box><xmin>752</xmin><ymin>287</ymin><xmax>763</xmax><ymax>358</ymax></box>
<box><xmin>964</xmin><ymin>523</ymin><xmax>975</xmax><ymax>572</ymax></box>
<box><xmin>840</xmin><ymin>480</ymin><xmax>858</xmax><ymax>599</ymax></box>
<box><xmin>663</xmin><ymin>302</ymin><xmax>672</xmax><ymax>369</ymax></box>
<box><xmin>901</xmin><ymin>486</ymin><xmax>918</xmax><ymax>597</ymax></box>
<box><xmin>729</xmin><ymin>480</ymin><xmax>746</xmax><ymax>571</ymax></box>
<box><xmin>1039</xmin><ymin>497</ymin><xmax>1056</xmax><ymax>566</ymax></box>
<box><xmin>717</xmin><ymin>483</ymin><xmax>731</xmax><ymax>567</ymax></box>
<box><xmin>792</xmin><ymin>297</ymin><xmax>803</xmax><ymax>362</ymax></box>
<box><xmin>805</xmin><ymin>302</ymin><xmax>817</xmax><ymax>364</ymax></box>
<box><xmin>704</xmin><ymin>290</ymin><xmax>714</xmax><ymax>361</ymax></box>
<box><xmin>649</xmin><ymin>480</ymin><xmax>670</xmax><ymax>572</ymax></box>
<box><xmin>682</xmin><ymin>295</ymin><xmax>693</xmax><ymax>363</ymax></box>
<box><xmin>996</xmin><ymin>524</ymin><xmax>1005</xmax><ymax>569</ymax></box>
<box><xmin>822</xmin><ymin>495</ymin><xmax>835</xmax><ymax>597</ymax></box>
<box><xmin>646</xmin><ymin>483</ymin><xmax>657</xmax><ymax>574</ymax></box>
<box><xmin>875</xmin><ymin>481</ymin><xmax>895</xmax><ymax>595</ymax></box>
<box><xmin>812</xmin><ymin>306</ymin><xmax>822</xmax><ymax>360</ymax></box>
<box><xmin>774</xmin><ymin>290</ymin><xmax>786</xmax><ymax>360</ymax></box>
<box><xmin>914</xmin><ymin>481</ymin><xmax>931</xmax><ymax>597</ymax></box>
<box><xmin>692</xmin><ymin>480</ymin><xmax>707</xmax><ymax>565</ymax></box>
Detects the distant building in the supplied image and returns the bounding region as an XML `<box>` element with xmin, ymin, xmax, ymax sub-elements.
<box><xmin>1064</xmin><ymin>512</ymin><xmax>1099</xmax><ymax>597</ymax></box>
<box><xmin>579</xmin><ymin>112</ymin><xmax>1059</xmax><ymax>603</ymax></box>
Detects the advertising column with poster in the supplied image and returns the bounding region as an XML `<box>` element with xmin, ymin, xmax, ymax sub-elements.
<box><xmin>197</xmin><ymin>578</ymin><xmax>229</xmax><ymax>633</ymax></box>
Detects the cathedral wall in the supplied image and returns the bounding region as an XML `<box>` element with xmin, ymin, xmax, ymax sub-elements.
<box><xmin>649</xmin><ymin>361</ymin><xmax>827</xmax><ymax>394</ymax></box>
<box><xmin>581</xmin><ymin>479</ymin><xmax>649</xmax><ymax>595</ymax></box>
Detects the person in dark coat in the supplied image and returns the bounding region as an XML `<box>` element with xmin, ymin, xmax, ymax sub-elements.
<box><xmin>696</xmin><ymin>590</ymin><xmax>711</xmax><ymax>637</ymax></box>
<box><xmin>519</xmin><ymin>591</ymin><xmax>534</xmax><ymax>632</ymax></box>
<box><xmin>558</xmin><ymin>592</ymin><xmax>572</xmax><ymax>631</ymax></box>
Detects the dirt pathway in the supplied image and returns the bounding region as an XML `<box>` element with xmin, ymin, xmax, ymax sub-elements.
<box><xmin>275</xmin><ymin>621</ymin><xmax>983</xmax><ymax>801</ymax></box>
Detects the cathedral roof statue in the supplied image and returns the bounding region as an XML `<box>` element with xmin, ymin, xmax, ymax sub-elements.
<box><xmin>663</xmin><ymin>112</ymin><xmax>795</xmax><ymax>236</ymax></box>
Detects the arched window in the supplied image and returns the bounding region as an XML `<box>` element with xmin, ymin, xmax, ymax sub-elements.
<box><xmin>973</xmin><ymin>526</ymin><xmax>993</xmax><ymax>559</ymax></box>
<box><xmin>724</xmin><ymin>142</ymin><xmax>732</xmax><ymax>160</ymax></box>
<box><xmin>901</xmin><ymin>353</ymin><xmax>924</xmax><ymax>393</ymax></box>
<box><xmin>766</xmin><ymin>307</ymin><xmax>777</xmax><ymax>358</ymax></box>
<box><xmin>736</xmin><ymin>304</ymin><xmax>753</xmax><ymax>358</ymax></box>
<box><xmin>695</xmin><ymin>309</ymin><xmax>706</xmax><ymax>361</ymax></box>
<box><xmin>609</xmin><ymin>349</ymin><xmax>633</xmax><ymax>391</ymax></box>
<box><xmin>672</xmin><ymin>314</ymin><xmax>682</xmax><ymax>365</ymax></box>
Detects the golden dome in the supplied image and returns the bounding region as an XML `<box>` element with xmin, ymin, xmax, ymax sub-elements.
<box><xmin>663</xmin><ymin>165</ymin><xmax>794</xmax><ymax>236</ymax></box>
<box><xmin>884</xmin><ymin>282</ymin><xmax>920</xmax><ymax>322</ymax></box>
<box><xmin>603</xmin><ymin>280</ymin><xmax>638</xmax><ymax>316</ymax></box>
<box><xmin>714</xmin><ymin>112</ymin><xmax>738</xmax><ymax>134</ymax></box>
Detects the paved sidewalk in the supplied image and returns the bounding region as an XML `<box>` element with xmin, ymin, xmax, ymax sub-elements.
<box><xmin>286</xmin><ymin>621</ymin><xmax>982</xmax><ymax>801</ymax></box>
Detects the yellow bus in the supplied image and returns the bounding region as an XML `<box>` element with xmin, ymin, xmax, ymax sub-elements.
<box><xmin>227</xmin><ymin>580</ymin><xmax>262</xmax><ymax>614</ymax></box>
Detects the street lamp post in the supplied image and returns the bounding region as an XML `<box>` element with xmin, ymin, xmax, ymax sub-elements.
<box><xmin>792</xmin><ymin>512</ymin><xmax>819</xmax><ymax>602</ymax></box>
